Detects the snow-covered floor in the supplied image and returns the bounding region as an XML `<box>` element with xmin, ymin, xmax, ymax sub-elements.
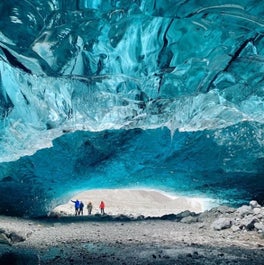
<box><xmin>52</xmin><ymin>188</ymin><xmax>217</xmax><ymax>217</ymax></box>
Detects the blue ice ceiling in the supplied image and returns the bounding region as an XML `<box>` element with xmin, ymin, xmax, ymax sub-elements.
<box><xmin>0</xmin><ymin>0</ymin><xmax>264</xmax><ymax>216</ymax></box>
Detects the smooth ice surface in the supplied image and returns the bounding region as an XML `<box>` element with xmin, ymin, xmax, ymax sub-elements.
<box><xmin>0</xmin><ymin>1</ymin><xmax>263</xmax><ymax>216</ymax></box>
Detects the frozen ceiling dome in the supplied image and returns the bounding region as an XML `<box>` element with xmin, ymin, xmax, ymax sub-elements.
<box><xmin>0</xmin><ymin>0</ymin><xmax>263</xmax><ymax>216</ymax></box>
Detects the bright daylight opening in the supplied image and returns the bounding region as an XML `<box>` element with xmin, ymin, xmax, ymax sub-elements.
<box><xmin>52</xmin><ymin>189</ymin><xmax>219</xmax><ymax>217</ymax></box>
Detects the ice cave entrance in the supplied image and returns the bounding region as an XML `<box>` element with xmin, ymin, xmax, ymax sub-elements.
<box><xmin>52</xmin><ymin>189</ymin><xmax>218</xmax><ymax>217</ymax></box>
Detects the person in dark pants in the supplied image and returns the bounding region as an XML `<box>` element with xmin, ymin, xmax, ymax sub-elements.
<box><xmin>71</xmin><ymin>199</ymin><xmax>80</xmax><ymax>216</ymax></box>
<box><xmin>79</xmin><ymin>201</ymin><xmax>84</xmax><ymax>215</ymax></box>
<box><xmin>87</xmin><ymin>201</ymin><xmax>93</xmax><ymax>215</ymax></box>
<box><xmin>99</xmin><ymin>201</ymin><xmax>105</xmax><ymax>215</ymax></box>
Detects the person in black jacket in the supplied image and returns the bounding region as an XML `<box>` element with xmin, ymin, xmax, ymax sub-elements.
<box><xmin>79</xmin><ymin>201</ymin><xmax>84</xmax><ymax>215</ymax></box>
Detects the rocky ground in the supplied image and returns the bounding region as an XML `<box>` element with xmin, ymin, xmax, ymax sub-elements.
<box><xmin>0</xmin><ymin>201</ymin><xmax>264</xmax><ymax>265</ymax></box>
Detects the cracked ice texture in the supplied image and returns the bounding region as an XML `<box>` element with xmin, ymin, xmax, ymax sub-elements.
<box><xmin>0</xmin><ymin>1</ymin><xmax>263</xmax><ymax>216</ymax></box>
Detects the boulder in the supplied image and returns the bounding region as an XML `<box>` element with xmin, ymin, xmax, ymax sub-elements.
<box><xmin>211</xmin><ymin>218</ymin><xmax>232</xmax><ymax>230</ymax></box>
<box><xmin>177</xmin><ymin>210</ymin><xmax>194</xmax><ymax>218</ymax></box>
<box><xmin>236</xmin><ymin>205</ymin><xmax>253</xmax><ymax>217</ymax></box>
<box><xmin>216</xmin><ymin>206</ymin><xmax>236</xmax><ymax>214</ymax></box>
<box><xmin>0</xmin><ymin>233</ymin><xmax>11</xmax><ymax>246</ymax></box>
<box><xmin>239</xmin><ymin>216</ymin><xmax>257</xmax><ymax>231</ymax></box>
<box><xmin>180</xmin><ymin>216</ymin><xmax>198</xmax><ymax>224</ymax></box>
<box><xmin>249</xmin><ymin>200</ymin><xmax>261</xmax><ymax>209</ymax></box>
<box><xmin>197</xmin><ymin>209</ymin><xmax>219</xmax><ymax>222</ymax></box>
<box><xmin>9</xmin><ymin>232</ymin><xmax>26</xmax><ymax>243</ymax></box>
<box><xmin>253</xmin><ymin>208</ymin><xmax>262</xmax><ymax>215</ymax></box>
<box><xmin>254</xmin><ymin>222</ymin><xmax>264</xmax><ymax>232</ymax></box>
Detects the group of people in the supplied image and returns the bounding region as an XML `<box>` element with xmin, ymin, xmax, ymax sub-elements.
<box><xmin>71</xmin><ymin>199</ymin><xmax>105</xmax><ymax>216</ymax></box>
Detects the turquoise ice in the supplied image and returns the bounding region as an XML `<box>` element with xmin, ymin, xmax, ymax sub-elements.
<box><xmin>0</xmin><ymin>1</ymin><xmax>263</xmax><ymax>216</ymax></box>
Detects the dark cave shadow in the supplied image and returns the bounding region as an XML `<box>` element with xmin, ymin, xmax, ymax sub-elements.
<box><xmin>35</xmin><ymin>212</ymin><xmax>193</xmax><ymax>224</ymax></box>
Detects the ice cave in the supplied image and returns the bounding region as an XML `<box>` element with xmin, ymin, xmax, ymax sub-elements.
<box><xmin>0</xmin><ymin>0</ymin><xmax>264</xmax><ymax>217</ymax></box>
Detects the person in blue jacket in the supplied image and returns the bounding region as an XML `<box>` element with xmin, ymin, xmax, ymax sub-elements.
<box><xmin>71</xmin><ymin>199</ymin><xmax>80</xmax><ymax>216</ymax></box>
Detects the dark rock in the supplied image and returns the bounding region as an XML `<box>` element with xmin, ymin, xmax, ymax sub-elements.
<box><xmin>160</xmin><ymin>214</ymin><xmax>179</xmax><ymax>221</ymax></box>
<box><xmin>180</xmin><ymin>215</ymin><xmax>198</xmax><ymax>224</ymax></box>
<box><xmin>177</xmin><ymin>210</ymin><xmax>195</xmax><ymax>218</ymax></box>
<box><xmin>239</xmin><ymin>216</ymin><xmax>257</xmax><ymax>231</ymax></box>
<box><xmin>0</xmin><ymin>233</ymin><xmax>11</xmax><ymax>245</ymax></box>
<box><xmin>9</xmin><ymin>232</ymin><xmax>26</xmax><ymax>243</ymax></box>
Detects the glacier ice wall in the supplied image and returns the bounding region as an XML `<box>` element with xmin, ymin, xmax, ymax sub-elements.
<box><xmin>0</xmin><ymin>0</ymin><xmax>264</xmax><ymax>216</ymax></box>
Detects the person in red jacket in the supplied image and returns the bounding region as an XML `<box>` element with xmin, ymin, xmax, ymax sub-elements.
<box><xmin>99</xmin><ymin>201</ymin><xmax>105</xmax><ymax>215</ymax></box>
